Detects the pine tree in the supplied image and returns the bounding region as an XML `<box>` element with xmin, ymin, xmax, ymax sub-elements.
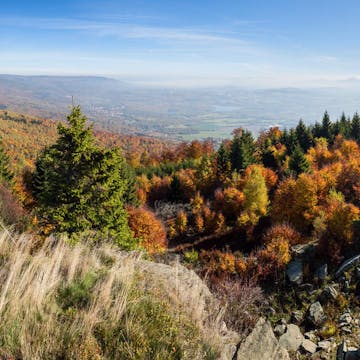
<box><xmin>261</xmin><ymin>138</ymin><xmax>278</xmax><ymax>170</ymax></box>
<box><xmin>32</xmin><ymin>106</ymin><xmax>136</xmax><ymax>249</ymax></box>
<box><xmin>230</xmin><ymin>130</ymin><xmax>256</xmax><ymax>172</ymax></box>
<box><xmin>289</xmin><ymin>145</ymin><xmax>310</xmax><ymax>176</ymax></box>
<box><xmin>0</xmin><ymin>141</ymin><xmax>13</xmax><ymax>185</ymax></box>
<box><xmin>334</xmin><ymin>112</ymin><xmax>350</xmax><ymax>138</ymax></box>
<box><xmin>320</xmin><ymin>111</ymin><xmax>333</xmax><ymax>142</ymax></box>
<box><xmin>351</xmin><ymin>112</ymin><xmax>360</xmax><ymax>142</ymax></box>
<box><xmin>295</xmin><ymin>119</ymin><xmax>313</xmax><ymax>152</ymax></box>
<box><xmin>282</xmin><ymin>128</ymin><xmax>299</xmax><ymax>155</ymax></box>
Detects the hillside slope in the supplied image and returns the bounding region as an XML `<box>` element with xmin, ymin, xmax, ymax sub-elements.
<box><xmin>0</xmin><ymin>229</ymin><xmax>239</xmax><ymax>359</ymax></box>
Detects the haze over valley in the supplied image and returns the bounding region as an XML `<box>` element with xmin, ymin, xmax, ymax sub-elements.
<box><xmin>1</xmin><ymin>74</ymin><xmax>360</xmax><ymax>140</ymax></box>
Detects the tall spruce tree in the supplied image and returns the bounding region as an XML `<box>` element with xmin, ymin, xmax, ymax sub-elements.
<box><xmin>295</xmin><ymin>119</ymin><xmax>313</xmax><ymax>152</ymax></box>
<box><xmin>320</xmin><ymin>111</ymin><xmax>333</xmax><ymax>142</ymax></box>
<box><xmin>351</xmin><ymin>112</ymin><xmax>360</xmax><ymax>142</ymax></box>
<box><xmin>230</xmin><ymin>130</ymin><xmax>256</xmax><ymax>172</ymax></box>
<box><xmin>289</xmin><ymin>145</ymin><xmax>310</xmax><ymax>176</ymax></box>
<box><xmin>32</xmin><ymin>106</ymin><xmax>136</xmax><ymax>249</ymax></box>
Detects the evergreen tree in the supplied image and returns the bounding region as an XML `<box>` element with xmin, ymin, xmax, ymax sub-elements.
<box><xmin>320</xmin><ymin>111</ymin><xmax>333</xmax><ymax>142</ymax></box>
<box><xmin>32</xmin><ymin>106</ymin><xmax>136</xmax><ymax>249</ymax></box>
<box><xmin>312</xmin><ymin>122</ymin><xmax>323</xmax><ymax>139</ymax></box>
<box><xmin>351</xmin><ymin>112</ymin><xmax>360</xmax><ymax>142</ymax></box>
<box><xmin>295</xmin><ymin>119</ymin><xmax>313</xmax><ymax>152</ymax></box>
<box><xmin>169</xmin><ymin>175</ymin><xmax>182</xmax><ymax>202</ymax></box>
<box><xmin>282</xmin><ymin>128</ymin><xmax>299</xmax><ymax>155</ymax></box>
<box><xmin>334</xmin><ymin>112</ymin><xmax>350</xmax><ymax>138</ymax></box>
<box><xmin>261</xmin><ymin>138</ymin><xmax>278</xmax><ymax>170</ymax></box>
<box><xmin>0</xmin><ymin>141</ymin><xmax>13</xmax><ymax>185</ymax></box>
<box><xmin>230</xmin><ymin>130</ymin><xmax>256</xmax><ymax>172</ymax></box>
<box><xmin>289</xmin><ymin>145</ymin><xmax>310</xmax><ymax>176</ymax></box>
<box><xmin>216</xmin><ymin>143</ymin><xmax>231</xmax><ymax>180</ymax></box>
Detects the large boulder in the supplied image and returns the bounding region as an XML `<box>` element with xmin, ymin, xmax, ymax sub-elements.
<box><xmin>287</xmin><ymin>259</ymin><xmax>303</xmax><ymax>285</ymax></box>
<box><xmin>279</xmin><ymin>324</ymin><xmax>304</xmax><ymax>352</ymax></box>
<box><xmin>237</xmin><ymin>318</ymin><xmax>289</xmax><ymax>360</ymax></box>
<box><xmin>134</xmin><ymin>258</ymin><xmax>240</xmax><ymax>359</ymax></box>
<box><xmin>300</xmin><ymin>339</ymin><xmax>317</xmax><ymax>354</ymax></box>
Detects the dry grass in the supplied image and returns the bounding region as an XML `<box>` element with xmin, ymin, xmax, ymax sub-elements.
<box><xmin>0</xmin><ymin>230</ymin><xmax>217</xmax><ymax>360</ymax></box>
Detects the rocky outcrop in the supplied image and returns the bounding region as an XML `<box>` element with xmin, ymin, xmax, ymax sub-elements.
<box><xmin>237</xmin><ymin>318</ymin><xmax>289</xmax><ymax>360</ymax></box>
<box><xmin>134</xmin><ymin>258</ymin><xmax>240</xmax><ymax>359</ymax></box>
<box><xmin>279</xmin><ymin>324</ymin><xmax>304</xmax><ymax>352</ymax></box>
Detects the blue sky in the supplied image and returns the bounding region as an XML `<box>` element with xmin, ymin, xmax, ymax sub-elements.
<box><xmin>1</xmin><ymin>0</ymin><xmax>360</xmax><ymax>87</ymax></box>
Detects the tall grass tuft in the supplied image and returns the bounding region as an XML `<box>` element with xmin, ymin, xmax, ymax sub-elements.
<box><xmin>0</xmin><ymin>230</ymin><xmax>217</xmax><ymax>359</ymax></box>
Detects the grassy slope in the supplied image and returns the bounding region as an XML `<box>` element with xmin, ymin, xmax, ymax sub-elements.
<box><xmin>0</xmin><ymin>229</ymin><xmax>219</xmax><ymax>359</ymax></box>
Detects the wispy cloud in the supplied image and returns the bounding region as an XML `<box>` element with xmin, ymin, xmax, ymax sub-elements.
<box><xmin>0</xmin><ymin>16</ymin><xmax>248</xmax><ymax>44</ymax></box>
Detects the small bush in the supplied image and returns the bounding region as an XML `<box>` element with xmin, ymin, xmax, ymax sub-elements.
<box><xmin>184</xmin><ymin>249</ymin><xmax>199</xmax><ymax>266</ymax></box>
<box><xmin>0</xmin><ymin>183</ymin><xmax>25</xmax><ymax>229</ymax></box>
<box><xmin>57</xmin><ymin>271</ymin><xmax>99</xmax><ymax>310</ymax></box>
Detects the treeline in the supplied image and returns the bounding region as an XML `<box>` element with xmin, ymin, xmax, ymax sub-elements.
<box><xmin>2</xmin><ymin>108</ymin><xmax>360</xmax><ymax>283</ymax></box>
<box><xmin>134</xmin><ymin>111</ymin><xmax>360</xmax><ymax>281</ymax></box>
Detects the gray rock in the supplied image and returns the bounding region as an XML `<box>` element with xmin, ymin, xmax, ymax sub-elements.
<box><xmin>136</xmin><ymin>258</ymin><xmax>241</xmax><ymax>358</ymax></box>
<box><xmin>287</xmin><ymin>259</ymin><xmax>303</xmax><ymax>285</ymax></box>
<box><xmin>320</xmin><ymin>285</ymin><xmax>338</xmax><ymax>302</ymax></box>
<box><xmin>292</xmin><ymin>310</ymin><xmax>304</xmax><ymax>324</ymax></box>
<box><xmin>318</xmin><ymin>340</ymin><xmax>331</xmax><ymax>351</ymax></box>
<box><xmin>279</xmin><ymin>324</ymin><xmax>304</xmax><ymax>352</ymax></box>
<box><xmin>300</xmin><ymin>339</ymin><xmax>317</xmax><ymax>354</ymax></box>
<box><xmin>341</xmin><ymin>326</ymin><xmax>352</xmax><ymax>334</ymax></box>
<box><xmin>219</xmin><ymin>343</ymin><xmax>238</xmax><ymax>360</ymax></box>
<box><xmin>315</xmin><ymin>263</ymin><xmax>328</xmax><ymax>283</ymax></box>
<box><xmin>274</xmin><ymin>324</ymin><xmax>287</xmax><ymax>337</ymax></box>
<box><xmin>339</xmin><ymin>313</ymin><xmax>352</xmax><ymax>325</ymax></box>
<box><xmin>308</xmin><ymin>301</ymin><xmax>327</xmax><ymax>327</ymax></box>
<box><xmin>304</xmin><ymin>331</ymin><xmax>317</xmax><ymax>342</ymax></box>
<box><xmin>237</xmin><ymin>317</ymin><xmax>289</xmax><ymax>360</ymax></box>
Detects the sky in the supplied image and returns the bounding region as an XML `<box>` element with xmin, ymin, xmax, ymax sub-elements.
<box><xmin>1</xmin><ymin>0</ymin><xmax>360</xmax><ymax>87</ymax></box>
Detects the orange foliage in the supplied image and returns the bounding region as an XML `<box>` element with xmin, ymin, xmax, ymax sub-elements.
<box><xmin>263</xmin><ymin>223</ymin><xmax>302</xmax><ymax>246</ymax></box>
<box><xmin>272</xmin><ymin>174</ymin><xmax>320</xmax><ymax>232</ymax></box>
<box><xmin>306</xmin><ymin>138</ymin><xmax>333</xmax><ymax>170</ymax></box>
<box><xmin>127</xmin><ymin>206</ymin><xmax>167</xmax><ymax>253</ymax></box>
<box><xmin>175</xmin><ymin>210</ymin><xmax>188</xmax><ymax>235</ymax></box>
<box><xmin>214</xmin><ymin>187</ymin><xmax>244</xmax><ymax>221</ymax></box>
<box><xmin>257</xmin><ymin>237</ymin><xmax>291</xmax><ymax>278</ymax></box>
<box><xmin>176</xmin><ymin>169</ymin><xmax>197</xmax><ymax>201</ymax></box>
<box><xmin>244</xmin><ymin>164</ymin><xmax>278</xmax><ymax>192</ymax></box>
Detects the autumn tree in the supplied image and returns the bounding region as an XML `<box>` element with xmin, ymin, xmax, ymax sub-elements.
<box><xmin>237</xmin><ymin>167</ymin><xmax>268</xmax><ymax>228</ymax></box>
<box><xmin>216</xmin><ymin>143</ymin><xmax>231</xmax><ymax>181</ymax></box>
<box><xmin>32</xmin><ymin>106</ymin><xmax>136</xmax><ymax>249</ymax></box>
<box><xmin>127</xmin><ymin>206</ymin><xmax>167</xmax><ymax>253</ymax></box>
